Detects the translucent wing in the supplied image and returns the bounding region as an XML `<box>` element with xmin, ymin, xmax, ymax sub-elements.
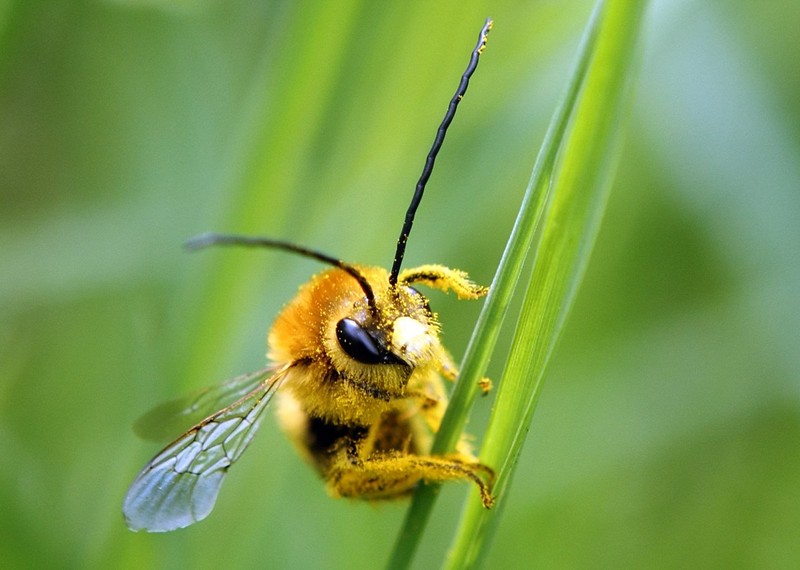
<box><xmin>133</xmin><ymin>366</ymin><xmax>283</xmax><ymax>443</ymax></box>
<box><xmin>123</xmin><ymin>364</ymin><xmax>291</xmax><ymax>532</ymax></box>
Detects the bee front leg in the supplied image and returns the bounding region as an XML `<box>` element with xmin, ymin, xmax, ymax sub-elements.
<box><xmin>437</xmin><ymin>352</ymin><xmax>492</xmax><ymax>395</ymax></box>
<box><xmin>398</xmin><ymin>264</ymin><xmax>488</xmax><ymax>299</ymax></box>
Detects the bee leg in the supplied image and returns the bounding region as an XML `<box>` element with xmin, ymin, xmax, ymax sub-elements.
<box><xmin>328</xmin><ymin>452</ymin><xmax>495</xmax><ymax>508</ymax></box>
<box><xmin>398</xmin><ymin>264</ymin><xmax>488</xmax><ymax>300</ymax></box>
<box><xmin>437</xmin><ymin>343</ymin><xmax>491</xmax><ymax>395</ymax></box>
<box><xmin>439</xmin><ymin>350</ymin><xmax>459</xmax><ymax>381</ymax></box>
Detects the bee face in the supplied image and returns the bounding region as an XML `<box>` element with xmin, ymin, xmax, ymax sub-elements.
<box><xmin>333</xmin><ymin>278</ymin><xmax>436</xmax><ymax>368</ymax></box>
<box><xmin>269</xmin><ymin>267</ymin><xmax>442</xmax><ymax>404</ymax></box>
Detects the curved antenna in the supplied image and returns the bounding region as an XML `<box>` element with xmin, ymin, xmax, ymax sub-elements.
<box><xmin>186</xmin><ymin>232</ymin><xmax>378</xmax><ymax>315</ymax></box>
<box><xmin>388</xmin><ymin>18</ymin><xmax>493</xmax><ymax>286</ymax></box>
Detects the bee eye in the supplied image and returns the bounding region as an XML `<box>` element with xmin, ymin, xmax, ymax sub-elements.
<box><xmin>335</xmin><ymin>318</ymin><xmax>383</xmax><ymax>364</ymax></box>
<box><xmin>336</xmin><ymin>318</ymin><xmax>403</xmax><ymax>366</ymax></box>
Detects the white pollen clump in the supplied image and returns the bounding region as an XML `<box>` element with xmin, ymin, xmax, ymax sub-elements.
<box><xmin>391</xmin><ymin>316</ymin><xmax>434</xmax><ymax>363</ymax></box>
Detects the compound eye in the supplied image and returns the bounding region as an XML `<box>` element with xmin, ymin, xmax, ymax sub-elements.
<box><xmin>336</xmin><ymin>318</ymin><xmax>385</xmax><ymax>364</ymax></box>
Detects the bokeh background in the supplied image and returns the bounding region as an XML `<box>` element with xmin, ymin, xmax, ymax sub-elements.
<box><xmin>1</xmin><ymin>0</ymin><xmax>798</xmax><ymax>568</ymax></box>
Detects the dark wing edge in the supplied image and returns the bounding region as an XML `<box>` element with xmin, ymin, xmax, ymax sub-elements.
<box><xmin>122</xmin><ymin>364</ymin><xmax>292</xmax><ymax>533</ymax></box>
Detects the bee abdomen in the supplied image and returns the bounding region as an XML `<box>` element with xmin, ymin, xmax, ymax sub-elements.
<box><xmin>305</xmin><ymin>415</ymin><xmax>368</xmax><ymax>468</ymax></box>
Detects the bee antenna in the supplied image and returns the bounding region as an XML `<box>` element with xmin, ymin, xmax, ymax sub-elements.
<box><xmin>388</xmin><ymin>17</ymin><xmax>493</xmax><ymax>287</ymax></box>
<box><xmin>186</xmin><ymin>232</ymin><xmax>378</xmax><ymax>315</ymax></box>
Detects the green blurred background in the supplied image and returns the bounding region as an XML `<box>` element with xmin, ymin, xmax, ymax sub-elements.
<box><xmin>1</xmin><ymin>0</ymin><xmax>798</xmax><ymax>568</ymax></box>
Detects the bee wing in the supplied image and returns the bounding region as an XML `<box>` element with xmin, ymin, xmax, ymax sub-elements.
<box><xmin>123</xmin><ymin>364</ymin><xmax>291</xmax><ymax>532</ymax></box>
<box><xmin>133</xmin><ymin>366</ymin><xmax>284</xmax><ymax>443</ymax></box>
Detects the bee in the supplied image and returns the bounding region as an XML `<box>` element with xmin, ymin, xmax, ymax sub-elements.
<box><xmin>123</xmin><ymin>18</ymin><xmax>494</xmax><ymax>533</ymax></box>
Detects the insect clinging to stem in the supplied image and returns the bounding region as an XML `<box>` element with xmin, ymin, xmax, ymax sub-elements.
<box><xmin>123</xmin><ymin>18</ymin><xmax>495</xmax><ymax>533</ymax></box>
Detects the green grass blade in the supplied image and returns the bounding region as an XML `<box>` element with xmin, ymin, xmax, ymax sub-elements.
<box><xmin>386</xmin><ymin>2</ymin><xmax>612</xmax><ymax>568</ymax></box>
<box><xmin>444</xmin><ymin>1</ymin><xmax>648</xmax><ymax>567</ymax></box>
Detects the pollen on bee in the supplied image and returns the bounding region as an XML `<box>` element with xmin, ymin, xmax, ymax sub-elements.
<box><xmin>392</xmin><ymin>316</ymin><xmax>434</xmax><ymax>361</ymax></box>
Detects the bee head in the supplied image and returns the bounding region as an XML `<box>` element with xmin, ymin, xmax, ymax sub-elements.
<box><xmin>334</xmin><ymin>280</ymin><xmax>438</xmax><ymax>372</ymax></box>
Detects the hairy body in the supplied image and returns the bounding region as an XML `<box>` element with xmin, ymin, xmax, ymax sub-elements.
<box><xmin>272</xmin><ymin>266</ymin><xmax>493</xmax><ymax>505</ymax></box>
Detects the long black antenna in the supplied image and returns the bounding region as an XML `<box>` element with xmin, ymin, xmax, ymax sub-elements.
<box><xmin>186</xmin><ymin>232</ymin><xmax>378</xmax><ymax>315</ymax></box>
<box><xmin>388</xmin><ymin>18</ymin><xmax>493</xmax><ymax>286</ymax></box>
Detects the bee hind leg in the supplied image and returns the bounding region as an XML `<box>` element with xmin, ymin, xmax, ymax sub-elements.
<box><xmin>327</xmin><ymin>452</ymin><xmax>495</xmax><ymax>508</ymax></box>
